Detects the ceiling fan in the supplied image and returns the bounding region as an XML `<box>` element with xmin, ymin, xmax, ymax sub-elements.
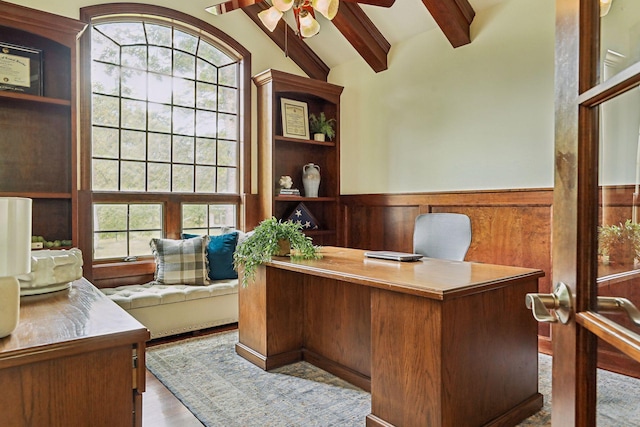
<box><xmin>207</xmin><ymin>0</ymin><xmax>395</xmax><ymax>38</ymax></box>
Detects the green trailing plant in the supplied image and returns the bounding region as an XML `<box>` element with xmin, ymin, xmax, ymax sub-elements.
<box><xmin>233</xmin><ymin>217</ymin><xmax>322</xmax><ymax>287</ymax></box>
<box><xmin>598</xmin><ymin>219</ymin><xmax>640</xmax><ymax>263</ymax></box>
<box><xmin>309</xmin><ymin>112</ymin><xmax>336</xmax><ymax>140</ymax></box>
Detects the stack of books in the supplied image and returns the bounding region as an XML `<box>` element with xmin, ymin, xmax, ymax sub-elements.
<box><xmin>279</xmin><ymin>188</ymin><xmax>301</xmax><ymax>196</ymax></box>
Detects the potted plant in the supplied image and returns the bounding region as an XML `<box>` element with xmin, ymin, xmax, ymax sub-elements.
<box><xmin>233</xmin><ymin>217</ymin><xmax>322</xmax><ymax>287</ymax></box>
<box><xmin>309</xmin><ymin>112</ymin><xmax>336</xmax><ymax>142</ymax></box>
<box><xmin>598</xmin><ymin>219</ymin><xmax>640</xmax><ymax>265</ymax></box>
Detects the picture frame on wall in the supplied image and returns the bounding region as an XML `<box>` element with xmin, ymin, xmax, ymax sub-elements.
<box><xmin>280</xmin><ymin>98</ymin><xmax>310</xmax><ymax>140</ymax></box>
<box><xmin>0</xmin><ymin>42</ymin><xmax>43</xmax><ymax>96</ymax></box>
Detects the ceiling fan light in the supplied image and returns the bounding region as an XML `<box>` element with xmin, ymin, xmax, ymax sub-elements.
<box><xmin>273</xmin><ymin>0</ymin><xmax>294</xmax><ymax>12</ymax></box>
<box><xmin>299</xmin><ymin>11</ymin><xmax>320</xmax><ymax>38</ymax></box>
<box><xmin>258</xmin><ymin>6</ymin><xmax>284</xmax><ymax>32</ymax></box>
<box><xmin>312</xmin><ymin>0</ymin><xmax>339</xmax><ymax>20</ymax></box>
<box><xmin>600</xmin><ymin>0</ymin><xmax>612</xmax><ymax>17</ymax></box>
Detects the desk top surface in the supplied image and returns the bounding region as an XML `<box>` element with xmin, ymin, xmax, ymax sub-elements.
<box><xmin>267</xmin><ymin>246</ymin><xmax>544</xmax><ymax>299</ymax></box>
<box><xmin>0</xmin><ymin>277</ymin><xmax>149</xmax><ymax>367</ymax></box>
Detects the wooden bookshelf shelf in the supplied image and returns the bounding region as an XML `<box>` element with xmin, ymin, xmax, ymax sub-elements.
<box><xmin>0</xmin><ymin>91</ymin><xmax>71</xmax><ymax>106</ymax></box>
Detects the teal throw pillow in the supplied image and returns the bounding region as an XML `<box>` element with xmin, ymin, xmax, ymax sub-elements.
<box><xmin>182</xmin><ymin>232</ymin><xmax>239</xmax><ymax>280</ymax></box>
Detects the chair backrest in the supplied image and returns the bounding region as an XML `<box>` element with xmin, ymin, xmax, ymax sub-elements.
<box><xmin>413</xmin><ymin>213</ymin><xmax>472</xmax><ymax>261</ymax></box>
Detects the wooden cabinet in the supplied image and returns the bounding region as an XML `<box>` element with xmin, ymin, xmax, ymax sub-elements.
<box><xmin>0</xmin><ymin>278</ymin><xmax>149</xmax><ymax>426</ymax></box>
<box><xmin>0</xmin><ymin>1</ymin><xmax>85</xmax><ymax>247</ymax></box>
<box><xmin>253</xmin><ymin>69</ymin><xmax>343</xmax><ymax>246</ymax></box>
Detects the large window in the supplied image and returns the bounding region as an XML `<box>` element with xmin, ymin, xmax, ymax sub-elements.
<box><xmin>82</xmin><ymin>7</ymin><xmax>250</xmax><ymax>262</ymax></box>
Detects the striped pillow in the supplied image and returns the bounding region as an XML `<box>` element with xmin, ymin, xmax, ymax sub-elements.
<box><xmin>150</xmin><ymin>236</ymin><xmax>209</xmax><ymax>285</ymax></box>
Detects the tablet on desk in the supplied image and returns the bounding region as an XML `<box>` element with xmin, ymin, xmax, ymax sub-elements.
<box><xmin>364</xmin><ymin>251</ymin><xmax>424</xmax><ymax>262</ymax></box>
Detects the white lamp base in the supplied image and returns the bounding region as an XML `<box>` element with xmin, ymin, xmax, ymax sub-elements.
<box><xmin>0</xmin><ymin>276</ymin><xmax>20</xmax><ymax>338</ymax></box>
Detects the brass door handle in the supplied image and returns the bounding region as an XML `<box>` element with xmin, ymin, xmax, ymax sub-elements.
<box><xmin>598</xmin><ymin>296</ymin><xmax>640</xmax><ymax>326</ymax></box>
<box><xmin>525</xmin><ymin>282</ymin><xmax>572</xmax><ymax>324</ymax></box>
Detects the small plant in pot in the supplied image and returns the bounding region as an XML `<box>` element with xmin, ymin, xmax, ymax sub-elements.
<box><xmin>598</xmin><ymin>219</ymin><xmax>640</xmax><ymax>265</ymax></box>
<box><xmin>309</xmin><ymin>112</ymin><xmax>336</xmax><ymax>142</ymax></box>
<box><xmin>233</xmin><ymin>217</ymin><xmax>322</xmax><ymax>287</ymax></box>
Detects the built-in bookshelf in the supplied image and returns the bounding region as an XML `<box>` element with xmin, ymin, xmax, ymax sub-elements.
<box><xmin>253</xmin><ymin>69</ymin><xmax>343</xmax><ymax>246</ymax></box>
<box><xmin>0</xmin><ymin>1</ymin><xmax>85</xmax><ymax>246</ymax></box>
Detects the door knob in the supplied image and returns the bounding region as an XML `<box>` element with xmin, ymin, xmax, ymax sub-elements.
<box><xmin>525</xmin><ymin>282</ymin><xmax>572</xmax><ymax>324</ymax></box>
<box><xmin>598</xmin><ymin>296</ymin><xmax>640</xmax><ymax>327</ymax></box>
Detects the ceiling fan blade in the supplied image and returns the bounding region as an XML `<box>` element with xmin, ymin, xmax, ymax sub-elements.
<box><xmin>342</xmin><ymin>0</ymin><xmax>395</xmax><ymax>6</ymax></box>
<box><xmin>206</xmin><ymin>0</ymin><xmax>260</xmax><ymax>15</ymax></box>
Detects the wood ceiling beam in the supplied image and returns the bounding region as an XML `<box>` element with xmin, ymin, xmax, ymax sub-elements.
<box><xmin>343</xmin><ymin>0</ymin><xmax>395</xmax><ymax>5</ymax></box>
<box><xmin>331</xmin><ymin>2</ymin><xmax>390</xmax><ymax>73</ymax></box>
<box><xmin>421</xmin><ymin>0</ymin><xmax>475</xmax><ymax>48</ymax></box>
<box><xmin>206</xmin><ymin>0</ymin><xmax>255</xmax><ymax>15</ymax></box>
<box><xmin>243</xmin><ymin>3</ymin><xmax>330</xmax><ymax>81</ymax></box>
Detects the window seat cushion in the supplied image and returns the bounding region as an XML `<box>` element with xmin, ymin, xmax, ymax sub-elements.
<box><xmin>101</xmin><ymin>279</ymin><xmax>238</xmax><ymax>339</ymax></box>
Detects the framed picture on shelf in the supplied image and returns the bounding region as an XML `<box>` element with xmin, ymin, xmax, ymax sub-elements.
<box><xmin>0</xmin><ymin>42</ymin><xmax>43</xmax><ymax>96</ymax></box>
<box><xmin>280</xmin><ymin>98</ymin><xmax>309</xmax><ymax>140</ymax></box>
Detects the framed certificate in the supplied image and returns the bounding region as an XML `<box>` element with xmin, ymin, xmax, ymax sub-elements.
<box><xmin>0</xmin><ymin>43</ymin><xmax>43</xmax><ymax>96</ymax></box>
<box><xmin>280</xmin><ymin>98</ymin><xmax>310</xmax><ymax>140</ymax></box>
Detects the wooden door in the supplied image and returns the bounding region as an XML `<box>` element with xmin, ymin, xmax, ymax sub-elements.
<box><xmin>549</xmin><ymin>0</ymin><xmax>640</xmax><ymax>425</ymax></box>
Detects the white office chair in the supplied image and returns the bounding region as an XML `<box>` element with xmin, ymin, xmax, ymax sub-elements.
<box><xmin>413</xmin><ymin>213</ymin><xmax>472</xmax><ymax>261</ymax></box>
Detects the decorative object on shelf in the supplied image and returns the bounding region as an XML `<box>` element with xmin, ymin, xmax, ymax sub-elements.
<box><xmin>286</xmin><ymin>202</ymin><xmax>320</xmax><ymax>230</ymax></box>
<box><xmin>233</xmin><ymin>217</ymin><xmax>322</xmax><ymax>287</ymax></box>
<box><xmin>279</xmin><ymin>188</ymin><xmax>301</xmax><ymax>196</ymax></box>
<box><xmin>278</xmin><ymin>175</ymin><xmax>300</xmax><ymax>196</ymax></box>
<box><xmin>598</xmin><ymin>219</ymin><xmax>640</xmax><ymax>265</ymax></box>
<box><xmin>31</xmin><ymin>235</ymin><xmax>73</xmax><ymax>249</ymax></box>
<box><xmin>279</xmin><ymin>175</ymin><xmax>293</xmax><ymax>189</ymax></box>
<box><xmin>257</xmin><ymin>0</ymin><xmax>339</xmax><ymax>39</ymax></box>
<box><xmin>309</xmin><ymin>112</ymin><xmax>336</xmax><ymax>142</ymax></box>
<box><xmin>17</xmin><ymin>248</ymin><xmax>83</xmax><ymax>296</ymax></box>
<box><xmin>0</xmin><ymin>197</ymin><xmax>31</xmax><ymax>338</ymax></box>
<box><xmin>0</xmin><ymin>42</ymin><xmax>43</xmax><ymax>96</ymax></box>
<box><xmin>302</xmin><ymin>163</ymin><xmax>321</xmax><ymax>197</ymax></box>
<box><xmin>281</xmin><ymin>98</ymin><xmax>310</xmax><ymax>139</ymax></box>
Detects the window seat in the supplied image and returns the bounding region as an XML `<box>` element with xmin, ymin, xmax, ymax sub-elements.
<box><xmin>101</xmin><ymin>280</ymin><xmax>238</xmax><ymax>339</ymax></box>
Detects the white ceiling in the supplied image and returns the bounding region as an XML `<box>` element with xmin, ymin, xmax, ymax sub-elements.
<box><xmin>296</xmin><ymin>0</ymin><xmax>508</xmax><ymax>69</ymax></box>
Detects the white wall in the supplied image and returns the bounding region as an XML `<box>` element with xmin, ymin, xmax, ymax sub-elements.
<box><xmin>10</xmin><ymin>0</ymin><xmax>556</xmax><ymax>195</ymax></box>
<box><xmin>331</xmin><ymin>0</ymin><xmax>556</xmax><ymax>194</ymax></box>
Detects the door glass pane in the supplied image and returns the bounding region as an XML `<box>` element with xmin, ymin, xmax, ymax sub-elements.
<box><xmin>600</xmin><ymin>0</ymin><xmax>640</xmax><ymax>84</ymax></box>
<box><xmin>597</xmin><ymin>5</ymin><xmax>640</xmax><ymax>416</ymax></box>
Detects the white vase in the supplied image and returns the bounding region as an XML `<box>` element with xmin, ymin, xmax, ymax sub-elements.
<box><xmin>313</xmin><ymin>133</ymin><xmax>325</xmax><ymax>142</ymax></box>
<box><xmin>302</xmin><ymin>163</ymin><xmax>321</xmax><ymax>198</ymax></box>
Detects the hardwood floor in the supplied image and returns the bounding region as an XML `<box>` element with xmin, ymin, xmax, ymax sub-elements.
<box><xmin>143</xmin><ymin>370</ymin><xmax>203</xmax><ymax>427</ymax></box>
<box><xmin>142</xmin><ymin>324</ymin><xmax>238</xmax><ymax>426</ymax></box>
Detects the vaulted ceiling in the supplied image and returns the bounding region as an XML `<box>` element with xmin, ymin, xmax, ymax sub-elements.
<box><xmin>208</xmin><ymin>0</ymin><xmax>504</xmax><ymax>81</ymax></box>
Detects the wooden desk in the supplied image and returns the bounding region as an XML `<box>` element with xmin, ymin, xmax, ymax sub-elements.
<box><xmin>0</xmin><ymin>278</ymin><xmax>149</xmax><ymax>426</ymax></box>
<box><xmin>236</xmin><ymin>247</ymin><xmax>544</xmax><ymax>427</ymax></box>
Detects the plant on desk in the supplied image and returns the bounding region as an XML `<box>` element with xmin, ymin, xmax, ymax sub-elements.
<box><xmin>233</xmin><ymin>217</ymin><xmax>322</xmax><ymax>287</ymax></box>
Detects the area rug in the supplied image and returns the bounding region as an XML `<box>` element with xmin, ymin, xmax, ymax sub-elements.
<box><xmin>146</xmin><ymin>330</ymin><xmax>640</xmax><ymax>427</ymax></box>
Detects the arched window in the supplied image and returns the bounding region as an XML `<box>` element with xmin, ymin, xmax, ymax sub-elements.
<box><xmin>80</xmin><ymin>5</ymin><xmax>250</xmax><ymax>264</ymax></box>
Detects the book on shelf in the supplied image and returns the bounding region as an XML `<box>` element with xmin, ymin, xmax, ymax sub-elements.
<box><xmin>279</xmin><ymin>188</ymin><xmax>300</xmax><ymax>196</ymax></box>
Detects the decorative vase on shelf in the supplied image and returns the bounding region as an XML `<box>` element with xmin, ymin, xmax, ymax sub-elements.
<box><xmin>302</xmin><ymin>163</ymin><xmax>321</xmax><ymax>198</ymax></box>
<box><xmin>313</xmin><ymin>133</ymin><xmax>325</xmax><ymax>142</ymax></box>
